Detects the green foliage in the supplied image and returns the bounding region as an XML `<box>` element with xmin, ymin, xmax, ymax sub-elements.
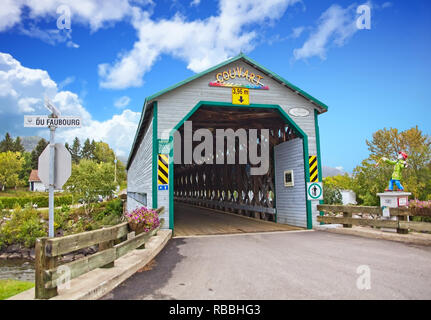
<box><xmin>18</xmin><ymin>152</ymin><xmax>32</xmax><ymax>186</ymax></box>
<box><xmin>30</xmin><ymin>138</ymin><xmax>48</xmax><ymax>169</ymax></box>
<box><xmin>13</xmin><ymin>137</ymin><xmax>25</xmax><ymax>153</ymax></box>
<box><xmin>0</xmin><ymin>151</ymin><xmax>25</xmax><ymax>189</ymax></box>
<box><xmin>0</xmin><ymin>133</ymin><xmax>15</xmax><ymax>152</ymax></box>
<box><xmin>70</xmin><ymin>137</ymin><xmax>81</xmax><ymax>164</ymax></box>
<box><xmin>0</xmin><ymin>195</ymin><xmax>73</xmax><ymax>209</ymax></box>
<box><xmin>323</xmin><ymin>183</ymin><xmax>342</xmax><ymax>205</ymax></box>
<box><xmin>0</xmin><ymin>199</ymin><xmax>124</xmax><ymax>249</ymax></box>
<box><xmin>0</xmin><ymin>280</ymin><xmax>35</xmax><ymax>300</ymax></box>
<box><xmin>0</xmin><ymin>205</ymin><xmax>47</xmax><ymax>248</ymax></box>
<box><xmin>65</xmin><ymin>159</ymin><xmax>117</xmax><ymax>213</ymax></box>
<box><xmin>323</xmin><ymin>174</ymin><xmax>354</xmax><ymax>190</ymax></box>
<box><xmin>81</xmin><ymin>138</ymin><xmax>96</xmax><ymax>160</ymax></box>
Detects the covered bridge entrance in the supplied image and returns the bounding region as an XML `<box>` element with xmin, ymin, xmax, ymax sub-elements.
<box><xmin>127</xmin><ymin>54</ymin><xmax>328</xmax><ymax>236</ymax></box>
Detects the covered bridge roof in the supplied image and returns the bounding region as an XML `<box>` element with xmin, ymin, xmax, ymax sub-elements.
<box><xmin>127</xmin><ymin>53</ymin><xmax>329</xmax><ymax>168</ymax></box>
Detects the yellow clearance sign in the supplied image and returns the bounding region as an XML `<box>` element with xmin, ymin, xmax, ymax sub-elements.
<box><xmin>158</xmin><ymin>154</ymin><xmax>169</xmax><ymax>185</ymax></box>
<box><xmin>309</xmin><ymin>155</ymin><xmax>319</xmax><ymax>182</ymax></box>
<box><xmin>232</xmin><ymin>87</ymin><xmax>249</xmax><ymax>105</ymax></box>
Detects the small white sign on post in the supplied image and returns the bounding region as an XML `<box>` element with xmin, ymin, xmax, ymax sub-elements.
<box><xmin>307</xmin><ymin>182</ymin><xmax>323</xmax><ymax>201</ymax></box>
<box><xmin>24</xmin><ymin>115</ymin><xmax>82</xmax><ymax>128</ymax></box>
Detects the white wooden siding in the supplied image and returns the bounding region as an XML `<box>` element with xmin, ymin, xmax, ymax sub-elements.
<box><xmin>274</xmin><ymin>138</ymin><xmax>307</xmax><ymax>228</ymax></box>
<box><xmin>127</xmin><ymin>120</ymin><xmax>153</xmax><ymax>212</ymax></box>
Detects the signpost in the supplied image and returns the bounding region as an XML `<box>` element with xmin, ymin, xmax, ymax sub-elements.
<box><xmin>307</xmin><ymin>182</ymin><xmax>323</xmax><ymax>201</ymax></box>
<box><xmin>24</xmin><ymin>98</ymin><xmax>80</xmax><ymax>237</ymax></box>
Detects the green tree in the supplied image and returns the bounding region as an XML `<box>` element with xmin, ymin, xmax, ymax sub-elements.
<box><xmin>0</xmin><ymin>133</ymin><xmax>15</xmax><ymax>152</ymax></box>
<box><xmin>0</xmin><ymin>152</ymin><xmax>25</xmax><ymax>190</ymax></box>
<box><xmin>81</xmin><ymin>138</ymin><xmax>95</xmax><ymax>160</ymax></box>
<box><xmin>30</xmin><ymin>138</ymin><xmax>48</xmax><ymax>169</ymax></box>
<box><xmin>323</xmin><ymin>184</ymin><xmax>342</xmax><ymax>205</ymax></box>
<box><xmin>18</xmin><ymin>152</ymin><xmax>32</xmax><ymax>186</ymax></box>
<box><xmin>93</xmin><ymin>141</ymin><xmax>115</xmax><ymax>163</ymax></box>
<box><xmin>323</xmin><ymin>174</ymin><xmax>354</xmax><ymax>191</ymax></box>
<box><xmin>64</xmin><ymin>159</ymin><xmax>117</xmax><ymax>213</ymax></box>
<box><xmin>70</xmin><ymin>137</ymin><xmax>81</xmax><ymax>164</ymax></box>
<box><xmin>13</xmin><ymin>137</ymin><xmax>25</xmax><ymax>153</ymax></box>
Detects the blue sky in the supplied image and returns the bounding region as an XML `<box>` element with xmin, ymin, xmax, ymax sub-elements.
<box><xmin>0</xmin><ymin>0</ymin><xmax>430</xmax><ymax>172</ymax></box>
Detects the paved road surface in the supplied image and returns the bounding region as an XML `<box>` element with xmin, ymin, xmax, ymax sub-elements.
<box><xmin>102</xmin><ymin>231</ymin><xmax>431</xmax><ymax>300</ymax></box>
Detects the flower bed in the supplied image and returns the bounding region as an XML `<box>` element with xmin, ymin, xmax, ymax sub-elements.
<box><xmin>408</xmin><ymin>200</ymin><xmax>431</xmax><ymax>219</ymax></box>
<box><xmin>125</xmin><ymin>206</ymin><xmax>160</xmax><ymax>235</ymax></box>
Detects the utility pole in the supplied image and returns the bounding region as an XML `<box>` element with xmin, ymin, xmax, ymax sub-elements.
<box><xmin>114</xmin><ymin>155</ymin><xmax>117</xmax><ymax>184</ymax></box>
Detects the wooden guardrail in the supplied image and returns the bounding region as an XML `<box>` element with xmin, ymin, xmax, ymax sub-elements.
<box><xmin>35</xmin><ymin>207</ymin><xmax>165</xmax><ymax>299</ymax></box>
<box><xmin>317</xmin><ymin>205</ymin><xmax>431</xmax><ymax>234</ymax></box>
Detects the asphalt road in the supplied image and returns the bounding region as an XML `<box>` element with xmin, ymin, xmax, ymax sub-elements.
<box><xmin>102</xmin><ymin>230</ymin><xmax>431</xmax><ymax>300</ymax></box>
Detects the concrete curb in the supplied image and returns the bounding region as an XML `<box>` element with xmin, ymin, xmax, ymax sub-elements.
<box><xmin>8</xmin><ymin>229</ymin><xmax>172</xmax><ymax>300</ymax></box>
<box><xmin>315</xmin><ymin>225</ymin><xmax>431</xmax><ymax>246</ymax></box>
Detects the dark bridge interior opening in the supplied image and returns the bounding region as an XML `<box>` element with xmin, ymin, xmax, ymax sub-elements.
<box><xmin>173</xmin><ymin>106</ymin><xmax>299</xmax><ymax>233</ymax></box>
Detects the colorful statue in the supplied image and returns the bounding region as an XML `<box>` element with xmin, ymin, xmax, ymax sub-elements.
<box><xmin>377</xmin><ymin>151</ymin><xmax>408</xmax><ymax>191</ymax></box>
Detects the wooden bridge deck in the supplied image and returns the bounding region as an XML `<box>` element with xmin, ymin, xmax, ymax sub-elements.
<box><xmin>173</xmin><ymin>202</ymin><xmax>302</xmax><ymax>237</ymax></box>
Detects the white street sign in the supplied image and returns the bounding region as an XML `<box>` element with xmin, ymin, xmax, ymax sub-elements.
<box><xmin>307</xmin><ymin>182</ymin><xmax>323</xmax><ymax>201</ymax></box>
<box><xmin>24</xmin><ymin>115</ymin><xmax>82</xmax><ymax>128</ymax></box>
<box><xmin>38</xmin><ymin>144</ymin><xmax>72</xmax><ymax>189</ymax></box>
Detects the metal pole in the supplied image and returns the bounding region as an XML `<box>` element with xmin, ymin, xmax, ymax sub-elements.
<box><xmin>48</xmin><ymin>125</ymin><xmax>56</xmax><ymax>238</ymax></box>
<box><xmin>114</xmin><ymin>156</ymin><xmax>117</xmax><ymax>183</ymax></box>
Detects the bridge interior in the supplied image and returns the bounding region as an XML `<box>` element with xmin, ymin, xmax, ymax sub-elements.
<box><xmin>173</xmin><ymin>105</ymin><xmax>301</xmax><ymax>235</ymax></box>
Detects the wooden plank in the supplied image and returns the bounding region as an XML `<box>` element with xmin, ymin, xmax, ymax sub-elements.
<box><xmin>390</xmin><ymin>207</ymin><xmax>431</xmax><ymax>217</ymax></box>
<box><xmin>35</xmin><ymin>237</ymin><xmax>58</xmax><ymax>299</ymax></box>
<box><xmin>317</xmin><ymin>216</ymin><xmax>398</xmax><ymax>228</ymax></box>
<box><xmin>399</xmin><ymin>221</ymin><xmax>431</xmax><ymax>233</ymax></box>
<box><xmin>317</xmin><ymin>205</ymin><xmax>383</xmax><ymax>215</ymax></box>
<box><xmin>44</xmin><ymin>248</ymin><xmax>116</xmax><ymax>289</ymax></box>
<box><xmin>99</xmin><ymin>240</ymin><xmax>115</xmax><ymax>268</ymax></box>
<box><xmin>45</xmin><ymin>222</ymin><xmax>129</xmax><ymax>257</ymax></box>
<box><xmin>343</xmin><ymin>212</ymin><xmax>352</xmax><ymax>228</ymax></box>
<box><xmin>114</xmin><ymin>218</ymin><xmax>164</xmax><ymax>258</ymax></box>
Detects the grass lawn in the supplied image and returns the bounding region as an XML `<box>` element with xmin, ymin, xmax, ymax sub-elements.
<box><xmin>0</xmin><ymin>279</ymin><xmax>34</xmax><ymax>300</ymax></box>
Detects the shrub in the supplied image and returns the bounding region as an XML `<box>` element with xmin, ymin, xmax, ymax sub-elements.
<box><xmin>0</xmin><ymin>195</ymin><xmax>73</xmax><ymax>209</ymax></box>
<box><xmin>323</xmin><ymin>184</ymin><xmax>342</xmax><ymax>205</ymax></box>
<box><xmin>0</xmin><ymin>205</ymin><xmax>46</xmax><ymax>249</ymax></box>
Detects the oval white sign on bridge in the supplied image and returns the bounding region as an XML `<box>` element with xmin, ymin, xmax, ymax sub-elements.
<box><xmin>288</xmin><ymin>107</ymin><xmax>310</xmax><ymax>117</ymax></box>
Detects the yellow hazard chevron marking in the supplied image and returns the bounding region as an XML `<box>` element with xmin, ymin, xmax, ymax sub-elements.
<box><xmin>309</xmin><ymin>155</ymin><xmax>318</xmax><ymax>183</ymax></box>
<box><xmin>158</xmin><ymin>154</ymin><xmax>169</xmax><ymax>185</ymax></box>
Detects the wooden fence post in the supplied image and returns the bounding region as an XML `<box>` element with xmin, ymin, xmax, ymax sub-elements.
<box><xmin>99</xmin><ymin>240</ymin><xmax>115</xmax><ymax>268</ymax></box>
<box><xmin>35</xmin><ymin>237</ymin><xmax>58</xmax><ymax>299</ymax></box>
<box><xmin>343</xmin><ymin>212</ymin><xmax>352</xmax><ymax>228</ymax></box>
<box><xmin>397</xmin><ymin>216</ymin><xmax>409</xmax><ymax>234</ymax></box>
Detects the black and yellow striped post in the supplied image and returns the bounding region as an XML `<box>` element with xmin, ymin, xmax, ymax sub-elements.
<box><xmin>309</xmin><ymin>155</ymin><xmax>319</xmax><ymax>182</ymax></box>
<box><xmin>158</xmin><ymin>154</ymin><xmax>169</xmax><ymax>185</ymax></box>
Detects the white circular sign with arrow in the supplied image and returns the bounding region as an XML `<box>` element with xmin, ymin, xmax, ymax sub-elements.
<box><xmin>307</xmin><ymin>182</ymin><xmax>323</xmax><ymax>200</ymax></box>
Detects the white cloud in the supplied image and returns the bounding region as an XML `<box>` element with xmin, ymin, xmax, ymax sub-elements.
<box><xmin>99</xmin><ymin>0</ymin><xmax>301</xmax><ymax>89</ymax></box>
<box><xmin>0</xmin><ymin>52</ymin><xmax>140</xmax><ymax>157</ymax></box>
<box><xmin>58</xmin><ymin>76</ymin><xmax>75</xmax><ymax>89</ymax></box>
<box><xmin>56</xmin><ymin>109</ymin><xmax>140</xmax><ymax>157</ymax></box>
<box><xmin>114</xmin><ymin>96</ymin><xmax>131</xmax><ymax>109</ymax></box>
<box><xmin>293</xmin><ymin>4</ymin><xmax>358</xmax><ymax>61</ymax></box>
<box><xmin>381</xmin><ymin>2</ymin><xmax>392</xmax><ymax>9</ymax></box>
<box><xmin>0</xmin><ymin>0</ymin><xmax>150</xmax><ymax>33</ymax></box>
<box><xmin>291</xmin><ymin>26</ymin><xmax>305</xmax><ymax>39</ymax></box>
<box><xmin>190</xmin><ymin>0</ymin><xmax>201</xmax><ymax>7</ymax></box>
